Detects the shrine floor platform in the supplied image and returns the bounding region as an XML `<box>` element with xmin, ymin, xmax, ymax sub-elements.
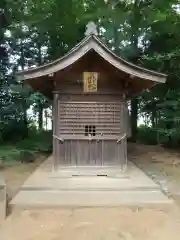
<box><xmin>10</xmin><ymin>156</ymin><xmax>173</xmax><ymax>209</ymax></box>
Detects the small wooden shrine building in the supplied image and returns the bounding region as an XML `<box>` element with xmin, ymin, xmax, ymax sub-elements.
<box><xmin>16</xmin><ymin>22</ymin><xmax>167</xmax><ymax>174</ymax></box>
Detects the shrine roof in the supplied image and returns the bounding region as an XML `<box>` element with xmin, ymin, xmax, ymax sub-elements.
<box><xmin>16</xmin><ymin>22</ymin><xmax>167</xmax><ymax>83</ymax></box>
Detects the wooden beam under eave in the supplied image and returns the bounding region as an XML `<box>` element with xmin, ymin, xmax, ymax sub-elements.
<box><xmin>27</xmin><ymin>76</ymin><xmax>54</xmax><ymax>99</ymax></box>
<box><xmin>126</xmin><ymin>77</ymin><xmax>156</xmax><ymax>98</ymax></box>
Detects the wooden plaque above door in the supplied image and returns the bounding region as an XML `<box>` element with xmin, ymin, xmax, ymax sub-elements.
<box><xmin>83</xmin><ymin>72</ymin><xmax>98</xmax><ymax>93</ymax></box>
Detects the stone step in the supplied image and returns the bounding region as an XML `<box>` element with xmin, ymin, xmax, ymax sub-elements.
<box><xmin>21</xmin><ymin>176</ymin><xmax>160</xmax><ymax>192</ymax></box>
<box><xmin>55</xmin><ymin>167</ymin><xmax>127</xmax><ymax>178</ymax></box>
<box><xmin>10</xmin><ymin>189</ymin><xmax>173</xmax><ymax>209</ymax></box>
<box><xmin>0</xmin><ymin>175</ymin><xmax>6</xmax><ymax>221</ymax></box>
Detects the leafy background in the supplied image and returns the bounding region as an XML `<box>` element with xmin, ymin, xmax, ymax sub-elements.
<box><xmin>1</xmin><ymin>0</ymin><xmax>180</xmax><ymax>162</ymax></box>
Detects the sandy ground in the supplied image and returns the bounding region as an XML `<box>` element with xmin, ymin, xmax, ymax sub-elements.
<box><xmin>1</xmin><ymin>145</ymin><xmax>180</xmax><ymax>239</ymax></box>
<box><xmin>1</xmin><ymin>206</ymin><xmax>180</xmax><ymax>240</ymax></box>
<box><xmin>129</xmin><ymin>143</ymin><xmax>180</xmax><ymax>206</ymax></box>
<box><xmin>1</xmin><ymin>155</ymin><xmax>46</xmax><ymax>202</ymax></box>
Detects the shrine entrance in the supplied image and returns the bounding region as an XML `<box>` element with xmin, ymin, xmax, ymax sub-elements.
<box><xmin>54</xmin><ymin>100</ymin><xmax>127</xmax><ymax>167</ymax></box>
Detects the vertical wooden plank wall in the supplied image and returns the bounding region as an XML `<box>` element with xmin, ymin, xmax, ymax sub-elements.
<box><xmin>123</xmin><ymin>98</ymin><xmax>128</xmax><ymax>169</ymax></box>
<box><xmin>54</xmin><ymin>93</ymin><xmax>128</xmax><ymax>169</ymax></box>
<box><xmin>53</xmin><ymin>93</ymin><xmax>59</xmax><ymax>170</ymax></box>
<box><xmin>120</xmin><ymin>97</ymin><xmax>128</xmax><ymax>169</ymax></box>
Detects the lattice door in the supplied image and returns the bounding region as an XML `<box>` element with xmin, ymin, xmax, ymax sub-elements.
<box><xmin>58</xmin><ymin>101</ymin><xmax>122</xmax><ymax>136</ymax></box>
<box><xmin>56</xmin><ymin>101</ymin><xmax>126</xmax><ymax>166</ymax></box>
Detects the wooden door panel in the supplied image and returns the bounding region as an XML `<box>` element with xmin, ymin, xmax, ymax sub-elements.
<box><xmin>58</xmin><ymin>139</ymin><xmax>123</xmax><ymax>166</ymax></box>
<box><xmin>70</xmin><ymin>141</ymin><xmax>77</xmax><ymax>165</ymax></box>
<box><xmin>103</xmin><ymin>140</ymin><xmax>119</xmax><ymax>166</ymax></box>
<box><xmin>77</xmin><ymin>140</ymin><xmax>90</xmax><ymax>165</ymax></box>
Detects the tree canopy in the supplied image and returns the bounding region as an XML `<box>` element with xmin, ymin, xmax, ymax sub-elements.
<box><xmin>1</xmin><ymin>0</ymin><xmax>180</xmax><ymax>148</ymax></box>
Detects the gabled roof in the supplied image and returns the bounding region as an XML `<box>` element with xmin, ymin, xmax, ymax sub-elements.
<box><xmin>16</xmin><ymin>34</ymin><xmax>167</xmax><ymax>83</ymax></box>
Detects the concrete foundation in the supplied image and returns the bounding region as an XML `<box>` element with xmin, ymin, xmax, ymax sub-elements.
<box><xmin>10</xmin><ymin>156</ymin><xmax>173</xmax><ymax>208</ymax></box>
<box><xmin>0</xmin><ymin>174</ymin><xmax>6</xmax><ymax>221</ymax></box>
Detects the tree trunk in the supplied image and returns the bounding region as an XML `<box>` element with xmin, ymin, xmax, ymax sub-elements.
<box><xmin>166</xmin><ymin>120</ymin><xmax>173</xmax><ymax>147</ymax></box>
<box><xmin>38</xmin><ymin>105</ymin><xmax>43</xmax><ymax>130</ymax></box>
<box><xmin>151</xmin><ymin>109</ymin><xmax>156</xmax><ymax>128</ymax></box>
<box><xmin>0</xmin><ymin>1</ymin><xmax>8</xmax><ymax>122</ymax></box>
<box><xmin>22</xmin><ymin>105</ymin><xmax>28</xmax><ymax>139</ymax></box>
<box><xmin>129</xmin><ymin>0</ymin><xmax>141</xmax><ymax>142</ymax></box>
<box><xmin>37</xmin><ymin>36</ymin><xmax>44</xmax><ymax>131</ymax></box>
<box><xmin>20</xmin><ymin>40</ymin><xmax>29</xmax><ymax>138</ymax></box>
<box><xmin>156</xmin><ymin>111</ymin><xmax>160</xmax><ymax>144</ymax></box>
<box><xmin>130</xmin><ymin>98</ymin><xmax>138</xmax><ymax>142</ymax></box>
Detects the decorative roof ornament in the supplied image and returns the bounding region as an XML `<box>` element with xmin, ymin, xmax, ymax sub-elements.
<box><xmin>85</xmin><ymin>21</ymin><xmax>98</xmax><ymax>36</ymax></box>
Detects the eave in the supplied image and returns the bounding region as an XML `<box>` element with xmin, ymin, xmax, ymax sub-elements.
<box><xmin>16</xmin><ymin>35</ymin><xmax>167</xmax><ymax>84</ymax></box>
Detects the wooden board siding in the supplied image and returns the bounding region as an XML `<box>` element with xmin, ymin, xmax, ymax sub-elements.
<box><xmin>52</xmin><ymin>63</ymin><xmax>129</xmax><ymax>170</ymax></box>
<box><xmin>53</xmin><ymin>91</ymin><xmax>127</xmax><ymax>168</ymax></box>
<box><xmin>51</xmin><ymin>50</ymin><xmax>130</xmax><ymax>170</ymax></box>
<box><xmin>56</xmin><ymin>138</ymin><xmax>127</xmax><ymax>167</ymax></box>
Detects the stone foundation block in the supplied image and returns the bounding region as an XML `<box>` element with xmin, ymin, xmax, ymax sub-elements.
<box><xmin>0</xmin><ymin>174</ymin><xmax>6</xmax><ymax>221</ymax></box>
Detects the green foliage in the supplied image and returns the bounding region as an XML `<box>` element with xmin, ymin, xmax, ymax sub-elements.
<box><xmin>0</xmin><ymin>120</ymin><xmax>27</xmax><ymax>142</ymax></box>
<box><xmin>137</xmin><ymin>125</ymin><xmax>158</xmax><ymax>145</ymax></box>
<box><xmin>0</xmin><ymin>146</ymin><xmax>20</xmax><ymax>162</ymax></box>
<box><xmin>16</xmin><ymin>129</ymin><xmax>52</xmax><ymax>153</ymax></box>
<box><xmin>1</xmin><ymin>0</ymin><xmax>180</xmax><ymax>150</ymax></box>
<box><xmin>0</xmin><ymin>130</ymin><xmax>52</xmax><ymax>165</ymax></box>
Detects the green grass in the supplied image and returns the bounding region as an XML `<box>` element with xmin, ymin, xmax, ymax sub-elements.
<box><xmin>0</xmin><ymin>145</ymin><xmax>21</xmax><ymax>162</ymax></box>
<box><xmin>0</xmin><ymin>130</ymin><xmax>52</xmax><ymax>164</ymax></box>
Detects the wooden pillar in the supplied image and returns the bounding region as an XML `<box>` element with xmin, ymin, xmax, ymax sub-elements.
<box><xmin>122</xmin><ymin>94</ymin><xmax>127</xmax><ymax>134</ymax></box>
<box><xmin>53</xmin><ymin>93</ymin><xmax>59</xmax><ymax>171</ymax></box>
<box><xmin>130</xmin><ymin>97</ymin><xmax>138</xmax><ymax>142</ymax></box>
<box><xmin>122</xmin><ymin>94</ymin><xmax>128</xmax><ymax>170</ymax></box>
